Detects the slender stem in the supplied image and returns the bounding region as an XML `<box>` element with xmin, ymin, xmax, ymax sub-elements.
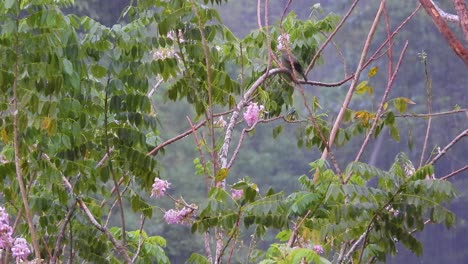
<box><xmin>419</xmin><ymin>54</ymin><xmax>433</xmax><ymax>168</ymax></box>
<box><xmin>306</xmin><ymin>0</ymin><xmax>361</xmax><ymax>73</ymax></box>
<box><xmin>131</xmin><ymin>215</ymin><xmax>146</xmax><ymax>263</ymax></box>
<box><xmin>104</xmin><ymin>78</ymin><xmax>126</xmax><ymax>248</ymax></box>
<box><xmin>187</xmin><ymin>117</ymin><xmax>212</xmax><ymax>191</ymax></box>
<box><xmin>190</xmin><ymin>0</ymin><xmax>217</xmax><ymax>175</ymax></box>
<box><xmin>51</xmin><ymin>204</ymin><xmax>77</xmax><ymax>264</ymax></box>
<box><xmin>11</xmin><ymin>6</ymin><xmax>41</xmax><ymax>258</ymax></box>
<box><xmin>217</xmin><ymin>208</ymin><xmax>242</xmax><ymax>264</ymax></box>
<box><xmin>353</xmin><ymin>42</ymin><xmax>409</xmax><ymax>165</ymax></box>
<box><xmin>319</xmin><ymin>0</ymin><xmax>386</xmax><ymax>178</ymax></box>
<box><xmin>61</xmin><ymin>176</ymin><xmax>132</xmax><ymax>263</ymax></box>
<box><xmin>440</xmin><ymin>165</ymin><xmax>468</xmax><ymax>180</ymax></box>
<box><xmin>427</xmin><ymin>128</ymin><xmax>468</xmax><ymax>165</ymax></box>
<box><xmin>394</xmin><ymin>109</ymin><xmax>467</xmax><ymax>118</ymax></box>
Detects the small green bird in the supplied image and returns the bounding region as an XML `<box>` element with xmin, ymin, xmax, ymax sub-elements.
<box><xmin>280</xmin><ymin>50</ymin><xmax>308</xmax><ymax>82</ymax></box>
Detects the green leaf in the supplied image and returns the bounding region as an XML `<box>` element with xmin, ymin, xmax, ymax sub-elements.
<box><xmin>187</xmin><ymin>253</ymin><xmax>210</xmax><ymax>264</ymax></box>
<box><xmin>389</xmin><ymin>124</ymin><xmax>400</xmax><ymax>142</ymax></box>
<box><xmin>62</xmin><ymin>59</ymin><xmax>73</xmax><ymax>75</ymax></box>
<box><xmin>91</xmin><ymin>64</ymin><xmax>107</xmax><ymax>78</ymax></box>
<box><xmin>4</xmin><ymin>0</ymin><xmax>15</xmax><ymax>9</ymax></box>
<box><xmin>275</xmin><ymin>230</ymin><xmax>292</xmax><ymax>241</ymax></box>
<box><xmin>393</xmin><ymin>97</ymin><xmax>415</xmax><ymax>113</ymax></box>
<box><xmin>272</xmin><ymin>125</ymin><xmax>283</xmax><ymax>138</ymax></box>
<box><xmin>215</xmin><ymin>168</ymin><xmax>229</xmax><ymax>183</ymax></box>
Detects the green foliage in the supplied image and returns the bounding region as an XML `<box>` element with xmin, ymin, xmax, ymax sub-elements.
<box><xmin>0</xmin><ymin>0</ymin><xmax>460</xmax><ymax>263</ymax></box>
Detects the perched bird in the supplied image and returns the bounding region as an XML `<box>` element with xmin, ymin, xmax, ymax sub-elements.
<box><xmin>280</xmin><ymin>49</ymin><xmax>308</xmax><ymax>82</ymax></box>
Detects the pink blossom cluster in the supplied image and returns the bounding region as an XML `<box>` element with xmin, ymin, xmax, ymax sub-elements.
<box><xmin>313</xmin><ymin>244</ymin><xmax>324</xmax><ymax>255</ymax></box>
<box><xmin>151</xmin><ymin>178</ymin><xmax>171</xmax><ymax>198</ymax></box>
<box><xmin>12</xmin><ymin>238</ymin><xmax>31</xmax><ymax>261</ymax></box>
<box><xmin>164</xmin><ymin>207</ymin><xmax>192</xmax><ymax>225</ymax></box>
<box><xmin>0</xmin><ymin>207</ymin><xmax>31</xmax><ymax>261</ymax></box>
<box><xmin>0</xmin><ymin>207</ymin><xmax>13</xmax><ymax>249</ymax></box>
<box><xmin>231</xmin><ymin>189</ymin><xmax>244</xmax><ymax>200</ymax></box>
<box><xmin>243</xmin><ymin>102</ymin><xmax>263</xmax><ymax>127</ymax></box>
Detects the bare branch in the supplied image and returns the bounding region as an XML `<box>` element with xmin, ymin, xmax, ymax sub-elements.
<box><xmin>354</xmin><ymin>41</ymin><xmax>409</xmax><ymax>168</ymax></box>
<box><xmin>440</xmin><ymin>164</ymin><xmax>468</xmax><ymax>180</ymax></box>
<box><xmin>430</xmin><ymin>0</ymin><xmax>461</xmax><ymax>22</ymax></box>
<box><xmin>218</xmin><ymin>68</ymin><xmax>284</xmax><ymax>169</ymax></box>
<box><xmin>394</xmin><ymin>109</ymin><xmax>467</xmax><ymax>118</ymax></box>
<box><xmin>319</xmin><ymin>0</ymin><xmax>386</xmax><ymax>173</ymax></box>
<box><xmin>452</xmin><ymin>0</ymin><xmax>468</xmax><ymax>43</ymax></box>
<box><xmin>62</xmin><ymin>176</ymin><xmax>132</xmax><ymax>263</ymax></box>
<box><xmin>306</xmin><ymin>0</ymin><xmax>361</xmax><ymax>73</ymax></box>
<box><xmin>131</xmin><ymin>215</ymin><xmax>146</xmax><ymax>263</ymax></box>
<box><xmin>147</xmin><ymin>120</ymin><xmax>207</xmax><ymax>156</ymax></box>
<box><xmin>427</xmin><ymin>128</ymin><xmax>468</xmax><ymax>165</ymax></box>
<box><xmin>420</xmin><ymin>0</ymin><xmax>468</xmax><ymax>64</ymax></box>
<box><xmin>50</xmin><ymin>204</ymin><xmax>76</xmax><ymax>264</ymax></box>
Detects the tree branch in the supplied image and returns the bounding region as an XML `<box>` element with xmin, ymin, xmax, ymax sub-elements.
<box><xmin>319</xmin><ymin>0</ymin><xmax>386</xmax><ymax>173</ymax></box>
<box><xmin>440</xmin><ymin>164</ymin><xmax>468</xmax><ymax>180</ymax></box>
<box><xmin>420</xmin><ymin>0</ymin><xmax>468</xmax><ymax>64</ymax></box>
<box><xmin>353</xmin><ymin>41</ymin><xmax>409</xmax><ymax>168</ymax></box>
<box><xmin>453</xmin><ymin>0</ymin><xmax>468</xmax><ymax>43</ymax></box>
<box><xmin>427</xmin><ymin>128</ymin><xmax>468</xmax><ymax>165</ymax></box>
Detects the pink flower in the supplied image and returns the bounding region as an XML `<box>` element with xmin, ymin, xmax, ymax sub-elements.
<box><xmin>151</xmin><ymin>178</ymin><xmax>171</xmax><ymax>198</ymax></box>
<box><xmin>12</xmin><ymin>237</ymin><xmax>30</xmax><ymax>261</ymax></box>
<box><xmin>164</xmin><ymin>207</ymin><xmax>192</xmax><ymax>225</ymax></box>
<box><xmin>0</xmin><ymin>207</ymin><xmax>13</xmax><ymax>249</ymax></box>
<box><xmin>277</xmin><ymin>33</ymin><xmax>290</xmax><ymax>50</ymax></box>
<box><xmin>231</xmin><ymin>189</ymin><xmax>243</xmax><ymax>200</ymax></box>
<box><xmin>313</xmin><ymin>245</ymin><xmax>324</xmax><ymax>255</ymax></box>
<box><xmin>243</xmin><ymin>103</ymin><xmax>263</xmax><ymax>127</ymax></box>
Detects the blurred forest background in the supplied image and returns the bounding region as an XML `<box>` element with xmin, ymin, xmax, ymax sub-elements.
<box><xmin>68</xmin><ymin>0</ymin><xmax>467</xmax><ymax>263</ymax></box>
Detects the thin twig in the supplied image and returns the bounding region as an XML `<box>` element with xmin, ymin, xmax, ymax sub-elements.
<box><xmin>186</xmin><ymin>117</ymin><xmax>212</xmax><ymax>190</ymax></box>
<box><xmin>217</xmin><ymin>208</ymin><xmax>242</xmax><ymax>264</ymax></box>
<box><xmin>147</xmin><ymin>120</ymin><xmax>207</xmax><ymax>156</ymax></box>
<box><xmin>131</xmin><ymin>215</ymin><xmax>146</xmax><ymax>263</ymax></box>
<box><xmin>287</xmin><ymin>210</ymin><xmax>311</xmax><ymax>248</ymax></box>
<box><xmin>146</xmin><ymin>110</ymin><xmax>234</xmax><ymax>156</ymax></box>
<box><xmin>190</xmin><ymin>0</ymin><xmax>218</xmax><ymax>178</ymax></box>
<box><xmin>227</xmin><ymin>128</ymin><xmax>248</xmax><ymax>169</ymax></box>
<box><xmin>427</xmin><ymin>128</ymin><xmax>468</xmax><ymax>165</ymax></box>
<box><xmin>440</xmin><ymin>165</ymin><xmax>468</xmax><ymax>180</ymax></box>
<box><xmin>306</xmin><ymin>0</ymin><xmax>361</xmax><ymax>74</ymax></box>
<box><xmin>419</xmin><ymin>53</ymin><xmax>433</xmax><ymax>168</ymax></box>
<box><xmin>394</xmin><ymin>109</ymin><xmax>467</xmax><ymax>118</ymax></box>
<box><xmin>104</xmin><ymin>76</ymin><xmax>127</xmax><ymax>248</ymax></box>
<box><xmin>62</xmin><ymin>176</ymin><xmax>132</xmax><ymax>263</ymax></box>
<box><xmin>319</xmin><ymin>0</ymin><xmax>386</xmax><ymax>179</ymax></box>
<box><xmin>303</xmin><ymin>75</ymin><xmax>354</xmax><ymax>87</ymax></box>
<box><xmin>353</xmin><ymin>42</ymin><xmax>409</xmax><ymax>165</ymax></box>
<box><xmin>51</xmin><ymin>204</ymin><xmax>77</xmax><ymax>264</ymax></box>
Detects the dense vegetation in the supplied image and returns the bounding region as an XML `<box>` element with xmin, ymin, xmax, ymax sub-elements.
<box><xmin>0</xmin><ymin>0</ymin><xmax>466</xmax><ymax>263</ymax></box>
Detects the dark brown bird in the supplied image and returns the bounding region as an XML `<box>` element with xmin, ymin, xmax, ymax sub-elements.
<box><xmin>281</xmin><ymin>50</ymin><xmax>307</xmax><ymax>82</ymax></box>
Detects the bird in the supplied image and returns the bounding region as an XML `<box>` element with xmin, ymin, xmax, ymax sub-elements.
<box><xmin>280</xmin><ymin>49</ymin><xmax>308</xmax><ymax>82</ymax></box>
